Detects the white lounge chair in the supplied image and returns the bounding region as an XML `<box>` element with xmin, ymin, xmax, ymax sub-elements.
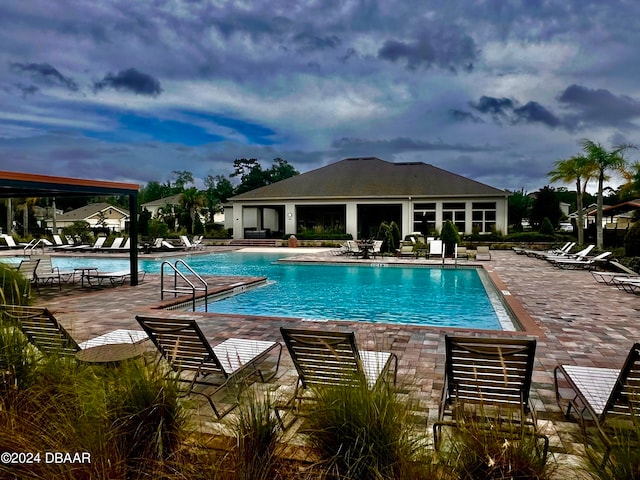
<box><xmin>544</xmin><ymin>244</ymin><xmax>594</xmax><ymax>262</ymax></box>
<box><xmin>428</xmin><ymin>239</ymin><xmax>443</xmax><ymax>259</ymax></box>
<box><xmin>180</xmin><ymin>235</ymin><xmax>194</xmax><ymax>249</ymax></box>
<box><xmin>475</xmin><ymin>245</ymin><xmax>491</xmax><ymax>261</ymax></box>
<box><xmin>553</xmin><ymin>251</ymin><xmax>612</xmax><ymax>270</ymax></box>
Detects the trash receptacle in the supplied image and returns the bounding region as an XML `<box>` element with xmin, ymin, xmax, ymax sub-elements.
<box><xmin>287</xmin><ymin>235</ymin><xmax>298</xmax><ymax>248</ymax></box>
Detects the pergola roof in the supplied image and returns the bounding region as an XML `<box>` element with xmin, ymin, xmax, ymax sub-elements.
<box><xmin>0</xmin><ymin>171</ymin><xmax>141</xmax><ymax>286</ymax></box>
<box><xmin>0</xmin><ymin>171</ymin><xmax>138</xmax><ymax>198</ymax></box>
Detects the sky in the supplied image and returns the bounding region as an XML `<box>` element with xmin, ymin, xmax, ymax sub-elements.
<box><xmin>1</xmin><ymin>0</ymin><xmax>640</xmax><ymax>194</ymax></box>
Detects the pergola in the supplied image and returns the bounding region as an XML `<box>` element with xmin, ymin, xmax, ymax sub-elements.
<box><xmin>0</xmin><ymin>171</ymin><xmax>141</xmax><ymax>286</ymax></box>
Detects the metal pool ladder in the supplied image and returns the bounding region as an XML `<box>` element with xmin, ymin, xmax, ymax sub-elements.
<box><xmin>160</xmin><ymin>260</ymin><xmax>208</xmax><ymax>311</ymax></box>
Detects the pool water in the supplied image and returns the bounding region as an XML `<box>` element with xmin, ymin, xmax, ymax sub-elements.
<box><xmin>50</xmin><ymin>252</ymin><xmax>513</xmax><ymax>330</ymax></box>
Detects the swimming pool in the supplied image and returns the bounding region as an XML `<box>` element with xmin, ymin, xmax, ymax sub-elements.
<box><xmin>48</xmin><ymin>252</ymin><xmax>515</xmax><ymax>330</ymax></box>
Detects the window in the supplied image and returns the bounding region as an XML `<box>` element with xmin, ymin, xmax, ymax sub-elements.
<box><xmin>442</xmin><ymin>202</ymin><xmax>466</xmax><ymax>233</ymax></box>
<box><xmin>472</xmin><ymin>202</ymin><xmax>497</xmax><ymax>233</ymax></box>
<box><xmin>413</xmin><ymin>203</ymin><xmax>436</xmax><ymax>235</ymax></box>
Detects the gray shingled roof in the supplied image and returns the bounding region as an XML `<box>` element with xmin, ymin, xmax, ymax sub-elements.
<box><xmin>230</xmin><ymin>157</ymin><xmax>506</xmax><ymax>201</ymax></box>
<box><xmin>141</xmin><ymin>194</ymin><xmax>183</xmax><ymax>208</ymax></box>
<box><xmin>57</xmin><ymin>202</ymin><xmax>128</xmax><ymax>221</ymax></box>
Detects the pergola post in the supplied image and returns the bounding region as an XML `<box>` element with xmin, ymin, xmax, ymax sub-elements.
<box><xmin>128</xmin><ymin>192</ymin><xmax>139</xmax><ymax>286</ymax></box>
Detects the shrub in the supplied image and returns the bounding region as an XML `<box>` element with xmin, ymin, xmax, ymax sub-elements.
<box><xmin>440</xmin><ymin>220</ymin><xmax>461</xmax><ymax>255</ymax></box>
<box><xmin>376</xmin><ymin>221</ymin><xmax>401</xmax><ymax>253</ymax></box>
<box><xmin>437</xmin><ymin>410</ymin><xmax>555</xmax><ymax>479</ymax></box>
<box><xmin>291</xmin><ymin>231</ymin><xmax>352</xmax><ymax>240</ymax></box>
<box><xmin>0</xmin><ymin>263</ymin><xmax>32</xmax><ymax>306</ymax></box>
<box><xmin>504</xmin><ymin>232</ymin><xmax>558</xmax><ymax>243</ymax></box>
<box><xmin>148</xmin><ymin>218</ymin><xmax>170</xmax><ymax>239</ymax></box>
<box><xmin>232</xmin><ymin>388</ymin><xmax>281</xmax><ymax>480</ymax></box>
<box><xmin>205</xmin><ymin>223</ymin><xmax>231</xmax><ymax>238</ymax></box>
<box><xmin>583</xmin><ymin>415</ymin><xmax>640</xmax><ymax>480</ymax></box>
<box><xmin>539</xmin><ymin>217</ymin><xmax>555</xmax><ymax>235</ymax></box>
<box><xmin>0</xmin><ymin>326</ymin><xmax>37</xmax><ymax>390</ymax></box>
<box><xmin>107</xmin><ymin>361</ymin><xmax>187</xmax><ymax>472</ymax></box>
<box><xmin>302</xmin><ymin>378</ymin><xmax>433</xmax><ymax>479</ymax></box>
<box><xmin>62</xmin><ymin>220</ymin><xmax>92</xmax><ymax>243</ymax></box>
<box><xmin>624</xmin><ymin>221</ymin><xmax>640</xmax><ymax>257</ymax></box>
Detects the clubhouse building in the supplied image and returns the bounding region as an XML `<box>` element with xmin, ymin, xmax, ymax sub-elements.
<box><xmin>225</xmin><ymin>157</ymin><xmax>509</xmax><ymax>240</ymax></box>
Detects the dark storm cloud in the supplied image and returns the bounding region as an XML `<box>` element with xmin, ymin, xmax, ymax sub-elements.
<box><xmin>292</xmin><ymin>32</ymin><xmax>341</xmax><ymax>52</ymax></box>
<box><xmin>513</xmin><ymin>102</ymin><xmax>561</xmax><ymax>128</ymax></box>
<box><xmin>469</xmin><ymin>96</ymin><xmax>561</xmax><ymax>128</ymax></box>
<box><xmin>473</xmin><ymin>96</ymin><xmax>515</xmax><ymax>116</ymax></box>
<box><xmin>331</xmin><ymin>137</ymin><xmax>498</xmax><ymax>157</ymax></box>
<box><xmin>449</xmin><ymin>109</ymin><xmax>483</xmax><ymax>123</ymax></box>
<box><xmin>10</xmin><ymin>62</ymin><xmax>79</xmax><ymax>91</ymax></box>
<box><xmin>93</xmin><ymin>68</ymin><xmax>162</xmax><ymax>97</ymax></box>
<box><xmin>558</xmin><ymin>84</ymin><xmax>640</xmax><ymax>127</ymax></box>
<box><xmin>15</xmin><ymin>84</ymin><xmax>39</xmax><ymax>97</ymax></box>
<box><xmin>377</xmin><ymin>26</ymin><xmax>478</xmax><ymax>70</ymax></box>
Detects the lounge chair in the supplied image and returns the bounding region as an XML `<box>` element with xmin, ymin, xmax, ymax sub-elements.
<box><xmin>455</xmin><ymin>244</ymin><xmax>468</xmax><ymax>260</ymax></box>
<box><xmin>0</xmin><ymin>235</ymin><xmax>27</xmax><ymax>250</ymax></box>
<box><xmin>396</xmin><ymin>242</ymin><xmax>414</xmax><ymax>257</ymax></box>
<box><xmin>66</xmin><ymin>237</ymin><xmax>99</xmax><ymax>251</ymax></box>
<box><xmin>277</xmin><ymin>327</ymin><xmax>398</xmax><ymax>427</ymax></box>
<box><xmin>591</xmin><ymin>271</ymin><xmax>639</xmax><ymax>285</ymax></box>
<box><xmin>371</xmin><ymin>240</ymin><xmax>383</xmax><ymax>258</ymax></box>
<box><xmin>552</xmin><ymin>251</ymin><xmax>612</xmax><ymax>270</ymax></box>
<box><xmin>84</xmin><ymin>269</ymin><xmax>146</xmax><ymax>286</ymax></box>
<box><xmin>528</xmin><ymin>242</ymin><xmax>576</xmax><ymax>258</ymax></box>
<box><xmin>136</xmin><ymin>316</ymin><xmax>282</xmax><ymax>418</ymax></box>
<box><xmin>106</xmin><ymin>237</ymin><xmax>124</xmax><ymax>249</ymax></box>
<box><xmin>51</xmin><ymin>234</ymin><xmax>74</xmax><ymax>250</ymax></box>
<box><xmin>330</xmin><ymin>242</ymin><xmax>350</xmax><ymax>256</ymax></box>
<box><xmin>180</xmin><ymin>235</ymin><xmax>197</xmax><ymax>249</ymax></box>
<box><xmin>0</xmin><ymin>305</ymin><xmax>147</xmax><ymax>358</ymax></box>
<box><xmin>30</xmin><ymin>255</ymin><xmax>74</xmax><ymax>289</ymax></box>
<box><xmin>191</xmin><ymin>235</ymin><xmax>204</xmax><ymax>249</ymax></box>
<box><xmin>346</xmin><ymin>240</ymin><xmax>362</xmax><ymax>256</ymax></box>
<box><xmin>17</xmin><ymin>258</ymin><xmax>41</xmax><ymax>291</ymax></box>
<box><xmin>475</xmin><ymin>245</ymin><xmax>491</xmax><ymax>261</ymax></box>
<box><xmin>554</xmin><ymin>343</ymin><xmax>640</xmax><ymax>465</ymax></box>
<box><xmin>428</xmin><ymin>239</ymin><xmax>443</xmax><ymax>259</ymax></box>
<box><xmin>613</xmin><ymin>278</ymin><xmax>640</xmax><ymax>294</ymax></box>
<box><xmin>433</xmin><ymin>335</ymin><xmax>548</xmax><ymax>458</ymax></box>
<box><xmin>516</xmin><ymin>241</ymin><xmax>574</xmax><ymax>257</ymax></box>
<box><xmin>161</xmin><ymin>240</ymin><xmax>185</xmax><ymax>251</ymax></box>
<box><xmin>543</xmin><ymin>244</ymin><xmax>594</xmax><ymax>262</ymax></box>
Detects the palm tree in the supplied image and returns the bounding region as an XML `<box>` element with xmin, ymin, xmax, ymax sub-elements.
<box><xmin>16</xmin><ymin>197</ymin><xmax>39</xmax><ymax>237</ymax></box>
<box><xmin>179</xmin><ymin>187</ymin><xmax>205</xmax><ymax>234</ymax></box>
<box><xmin>548</xmin><ymin>155</ymin><xmax>597</xmax><ymax>245</ymax></box>
<box><xmin>580</xmin><ymin>139</ymin><xmax>635</xmax><ymax>248</ymax></box>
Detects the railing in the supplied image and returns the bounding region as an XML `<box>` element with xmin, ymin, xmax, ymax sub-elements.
<box><xmin>160</xmin><ymin>260</ymin><xmax>208</xmax><ymax>312</ymax></box>
<box><xmin>23</xmin><ymin>238</ymin><xmax>50</xmax><ymax>255</ymax></box>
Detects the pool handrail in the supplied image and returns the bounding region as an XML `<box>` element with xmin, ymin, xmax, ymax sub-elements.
<box><xmin>160</xmin><ymin>260</ymin><xmax>208</xmax><ymax>311</ymax></box>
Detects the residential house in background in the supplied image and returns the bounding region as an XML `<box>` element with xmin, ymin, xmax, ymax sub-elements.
<box><xmin>140</xmin><ymin>194</ymin><xmax>183</xmax><ymax>219</ymax></box>
<box><xmin>56</xmin><ymin>202</ymin><xmax>129</xmax><ymax>232</ymax></box>
<box><xmin>225</xmin><ymin>157</ymin><xmax>509</xmax><ymax>240</ymax></box>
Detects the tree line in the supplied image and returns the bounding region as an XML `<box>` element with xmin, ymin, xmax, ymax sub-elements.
<box><xmin>509</xmin><ymin>139</ymin><xmax>640</xmax><ymax>248</ymax></box>
<box><xmin>137</xmin><ymin>158</ymin><xmax>299</xmax><ymax>236</ymax></box>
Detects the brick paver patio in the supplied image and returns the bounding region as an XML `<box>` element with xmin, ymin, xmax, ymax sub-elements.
<box><xmin>14</xmin><ymin>247</ymin><xmax>640</xmax><ymax>474</ymax></box>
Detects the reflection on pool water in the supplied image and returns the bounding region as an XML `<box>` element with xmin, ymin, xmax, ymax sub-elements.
<box><xmin>49</xmin><ymin>252</ymin><xmax>514</xmax><ymax>330</ymax></box>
